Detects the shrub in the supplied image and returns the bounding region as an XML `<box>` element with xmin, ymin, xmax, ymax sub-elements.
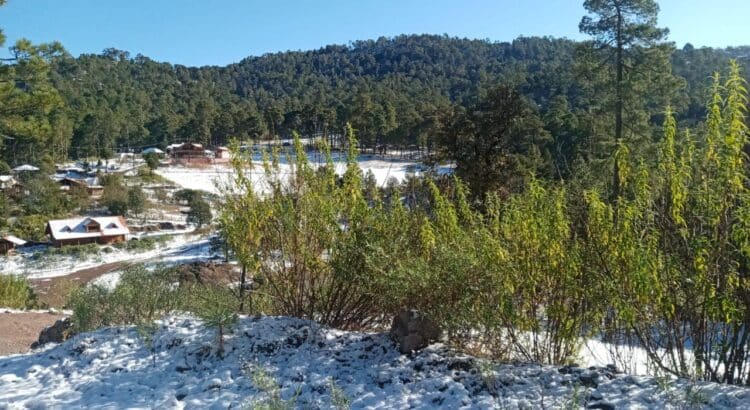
<box><xmin>221</xmin><ymin>129</ymin><xmax>385</xmax><ymax>329</ymax></box>
<box><xmin>190</xmin><ymin>284</ymin><xmax>237</xmax><ymax>357</ymax></box>
<box><xmin>187</xmin><ymin>196</ymin><xmax>212</xmax><ymax>227</ymax></box>
<box><xmin>67</xmin><ymin>265</ymin><xmax>182</xmax><ymax>332</ymax></box>
<box><xmin>143</xmin><ymin>152</ymin><xmax>160</xmax><ymax>170</ymax></box>
<box><xmin>39</xmin><ymin>243</ymin><xmax>100</xmax><ymax>259</ymax></box>
<box><xmin>114</xmin><ymin>235</ymin><xmax>167</xmax><ymax>252</ymax></box>
<box><xmin>101</xmin><ymin>181</ymin><xmax>129</xmax><ymax>215</ymax></box>
<box><xmin>0</xmin><ymin>275</ymin><xmax>38</xmax><ymax>309</ymax></box>
<box><xmin>174</xmin><ymin>188</ymin><xmax>201</xmax><ymax>205</ymax></box>
<box><xmin>127</xmin><ymin>185</ymin><xmax>148</xmax><ymax>217</ymax></box>
<box><xmin>11</xmin><ymin>214</ymin><xmax>48</xmax><ymax>242</ymax></box>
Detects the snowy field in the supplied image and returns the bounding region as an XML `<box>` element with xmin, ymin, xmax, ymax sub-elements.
<box><xmin>0</xmin><ymin>233</ymin><xmax>212</xmax><ymax>279</ymax></box>
<box><xmin>0</xmin><ymin>314</ymin><xmax>748</xmax><ymax>409</ymax></box>
<box><xmin>156</xmin><ymin>156</ymin><xmax>453</xmax><ymax>195</ymax></box>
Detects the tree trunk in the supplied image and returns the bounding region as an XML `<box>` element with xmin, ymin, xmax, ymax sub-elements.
<box><xmin>239</xmin><ymin>264</ymin><xmax>247</xmax><ymax>312</ymax></box>
<box><xmin>612</xmin><ymin>6</ymin><xmax>625</xmax><ymax>211</ymax></box>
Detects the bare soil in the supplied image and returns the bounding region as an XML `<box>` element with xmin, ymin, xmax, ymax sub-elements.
<box><xmin>0</xmin><ymin>311</ymin><xmax>66</xmax><ymax>356</ymax></box>
<box><xmin>174</xmin><ymin>261</ymin><xmax>239</xmax><ymax>286</ymax></box>
<box><xmin>30</xmin><ymin>262</ymin><xmax>124</xmax><ymax>308</ymax></box>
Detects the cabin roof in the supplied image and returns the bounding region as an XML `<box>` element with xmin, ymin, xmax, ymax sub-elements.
<box><xmin>46</xmin><ymin>216</ymin><xmax>130</xmax><ymax>241</ymax></box>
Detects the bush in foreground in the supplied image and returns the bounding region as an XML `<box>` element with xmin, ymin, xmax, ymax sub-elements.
<box><xmin>0</xmin><ymin>275</ymin><xmax>38</xmax><ymax>309</ymax></box>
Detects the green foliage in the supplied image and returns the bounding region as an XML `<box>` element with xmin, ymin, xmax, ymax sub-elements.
<box><xmin>143</xmin><ymin>153</ymin><xmax>160</xmax><ymax>170</ymax></box>
<box><xmin>100</xmin><ymin>175</ymin><xmax>146</xmax><ymax>216</ymax></box>
<box><xmin>187</xmin><ymin>196</ymin><xmax>212</xmax><ymax>228</ymax></box>
<box><xmin>101</xmin><ymin>183</ymin><xmax>128</xmax><ymax>215</ymax></box>
<box><xmin>38</xmin><ymin>243</ymin><xmax>100</xmax><ymax>259</ymax></box>
<box><xmin>0</xmin><ymin>275</ymin><xmax>38</xmax><ymax>309</ymax></box>
<box><xmin>190</xmin><ymin>284</ymin><xmax>238</xmax><ymax>357</ymax></box>
<box><xmin>11</xmin><ymin>214</ymin><xmax>48</xmax><ymax>242</ymax></box>
<box><xmin>245</xmin><ymin>366</ymin><xmax>300</xmax><ymax>410</ymax></box>
<box><xmin>436</xmin><ymin>84</ymin><xmax>550</xmax><ymax>197</ymax></box>
<box><xmin>127</xmin><ymin>185</ymin><xmax>147</xmax><ymax>217</ymax></box>
<box><xmin>20</xmin><ymin>175</ymin><xmax>69</xmax><ymax>216</ymax></box>
<box><xmin>174</xmin><ymin>189</ymin><xmax>202</xmax><ymax>205</ymax></box>
<box><xmin>582</xmin><ymin>61</ymin><xmax>750</xmax><ymax>383</ymax></box>
<box><xmin>0</xmin><ymin>5</ymin><xmax>68</xmax><ymax>166</ymax></box>
<box><xmin>328</xmin><ymin>378</ymin><xmax>350</xmax><ymax>410</ymax></box>
<box><xmin>113</xmin><ymin>235</ymin><xmax>167</xmax><ymax>252</ymax></box>
<box><xmin>221</xmin><ymin>129</ymin><xmax>386</xmax><ymax>329</ymax></box>
<box><xmin>67</xmin><ymin>265</ymin><xmax>181</xmax><ymax>332</ymax></box>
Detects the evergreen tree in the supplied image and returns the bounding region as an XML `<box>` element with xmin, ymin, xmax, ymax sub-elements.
<box><xmin>578</xmin><ymin>0</ymin><xmax>683</xmax><ymax>200</ymax></box>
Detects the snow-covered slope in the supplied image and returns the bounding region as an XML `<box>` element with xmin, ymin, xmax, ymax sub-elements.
<box><xmin>0</xmin><ymin>315</ymin><xmax>748</xmax><ymax>409</ymax></box>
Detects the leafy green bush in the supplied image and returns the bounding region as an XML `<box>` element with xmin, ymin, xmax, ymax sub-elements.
<box><xmin>0</xmin><ymin>275</ymin><xmax>38</xmax><ymax>309</ymax></box>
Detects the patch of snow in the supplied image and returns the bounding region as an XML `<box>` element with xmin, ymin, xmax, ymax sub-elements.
<box><xmin>156</xmin><ymin>157</ymin><xmax>453</xmax><ymax>195</ymax></box>
<box><xmin>89</xmin><ymin>271</ymin><xmax>122</xmax><ymax>291</ymax></box>
<box><xmin>1</xmin><ymin>315</ymin><xmax>748</xmax><ymax>408</ymax></box>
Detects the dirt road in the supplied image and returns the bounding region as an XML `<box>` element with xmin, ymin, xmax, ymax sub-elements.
<box><xmin>0</xmin><ymin>311</ymin><xmax>66</xmax><ymax>356</ymax></box>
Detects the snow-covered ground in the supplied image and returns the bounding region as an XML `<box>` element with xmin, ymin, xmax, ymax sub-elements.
<box><xmin>0</xmin><ymin>314</ymin><xmax>747</xmax><ymax>409</ymax></box>
<box><xmin>0</xmin><ymin>233</ymin><xmax>212</xmax><ymax>279</ymax></box>
<box><xmin>156</xmin><ymin>156</ymin><xmax>453</xmax><ymax>195</ymax></box>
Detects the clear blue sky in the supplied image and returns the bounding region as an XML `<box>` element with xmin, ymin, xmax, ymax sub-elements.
<box><xmin>1</xmin><ymin>0</ymin><xmax>748</xmax><ymax>67</ymax></box>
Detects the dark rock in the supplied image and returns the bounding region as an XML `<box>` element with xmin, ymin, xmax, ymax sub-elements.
<box><xmin>579</xmin><ymin>371</ymin><xmax>599</xmax><ymax>388</ymax></box>
<box><xmin>587</xmin><ymin>402</ymin><xmax>616</xmax><ymax>410</ymax></box>
<box><xmin>389</xmin><ymin>309</ymin><xmax>442</xmax><ymax>354</ymax></box>
<box><xmin>559</xmin><ymin>364</ymin><xmax>581</xmax><ymax>374</ymax></box>
<box><xmin>447</xmin><ymin>359</ymin><xmax>474</xmax><ymax>372</ymax></box>
<box><xmin>31</xmin><ymin>318</ymin><xmax>73</xmax><ymax>349</ymax></box>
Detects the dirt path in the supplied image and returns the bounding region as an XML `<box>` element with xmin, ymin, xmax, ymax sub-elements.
<box><xmin>0</xmin><ymin>311</ymin><xmax>66</xmax><ymax>356</ymax></box>
<box><xmin>30</xmin><ymin>262</ymin><xmax>125</xmax><ymax>308</ymax></box>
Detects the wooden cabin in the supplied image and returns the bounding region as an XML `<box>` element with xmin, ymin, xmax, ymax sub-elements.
<box><xmin>46</xmin><ymin>216</ymin><xmax>130</xmax><ymax>247</ymax></box>
<box><xmin>0</xmin><ymin>235</ymin><xmax>27</xmax><ymax>255</ymax></box>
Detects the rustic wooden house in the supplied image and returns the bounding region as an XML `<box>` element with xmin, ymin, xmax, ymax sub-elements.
<box><xmin>58</xmin><ymin>177</ymin><xmax>104</xmax><ymax>198</ymax></box>
<box><xmin>46</xmin><ymin>216</ymin><xmax>130</xmax><ymax>247</ymax></box>
<box><xmin>0</xmin><ymin>235</ymin><xmax>27</xmax><ymax>255</ymax></box>
<box><xmin>167</xmin><ymin>143</ymin><xmax>212</xmax><ymax>164</ymax></box>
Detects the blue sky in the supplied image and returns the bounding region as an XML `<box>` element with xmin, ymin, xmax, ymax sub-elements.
<box><xmin>1</xmin><ymin>0</ymin><xmax>748</xmax><ymax>67</ymax></box>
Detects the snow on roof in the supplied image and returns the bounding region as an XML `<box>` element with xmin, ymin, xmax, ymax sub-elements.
<box><xmin>12</xmin><ymin>164</ymin><xmax>40</xmax><ymax>172</ymax></box>
<box><xmin>142</xmin><ymin>147</ymin><xmax>164</xmax><ymax>154</ymax></box>
<box><xmin>2</xmin><ymin>235</ymin><xmax>26</xmax><ymax>246</ymax></box>
<box><xmin>46</xmin><ymin>216</ymin><xmax>130</xmax><ymax>241</ymax></box>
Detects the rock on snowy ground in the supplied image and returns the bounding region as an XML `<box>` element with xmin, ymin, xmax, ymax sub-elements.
<box><xmin>0</xmin><ymin>315</ymin><xmax>749</xmax><ymax>409</ymax></box>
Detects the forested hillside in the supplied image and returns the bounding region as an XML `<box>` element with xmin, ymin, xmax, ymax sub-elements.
<box><xmin>5</xmin><ymin>34</ymin><xmax>746</xmax><ymax>166</ymax></box>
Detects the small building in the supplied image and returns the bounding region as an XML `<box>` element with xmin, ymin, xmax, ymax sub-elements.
<box><xmin>0</xmin><ymin>175</ymin><xmax>20</xmax><ymax>194</ymax></box>
<box><xmin>46</xmin><ymin>216</ymin><xmax>130</xmax><ymax>247</ymax></box>
<box><xmin>170</xmin><ymin>143</ymin><xmax>204</xmax><ymax>159</ymax></box>
<box><xmin>142</xmin><ymin>147</ymin><xmax>165</xmax><ymax>156</ymax></box>
<box><xmin>169</xmin><ymin>143</ymin><xmax>211</xmax><ymax>164</ymax></box>
<box><xmin>215</xmin><ymin>147</ymin><xmax>231</xmax><ymax>160</ymax></box>
<box><xmin>12</xmin><ymin>164</ymin><xmax>40</xmax><ymax>173</ymax></box>
<box><xmin>56</xmin><ymin>177</ymin><xmax>104</xmax><ymax>198</ymax></box>
<box><xmin>0</xmin><ymin>235</ymin><xmax>27</xmax><ymax>255</ymax></box>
